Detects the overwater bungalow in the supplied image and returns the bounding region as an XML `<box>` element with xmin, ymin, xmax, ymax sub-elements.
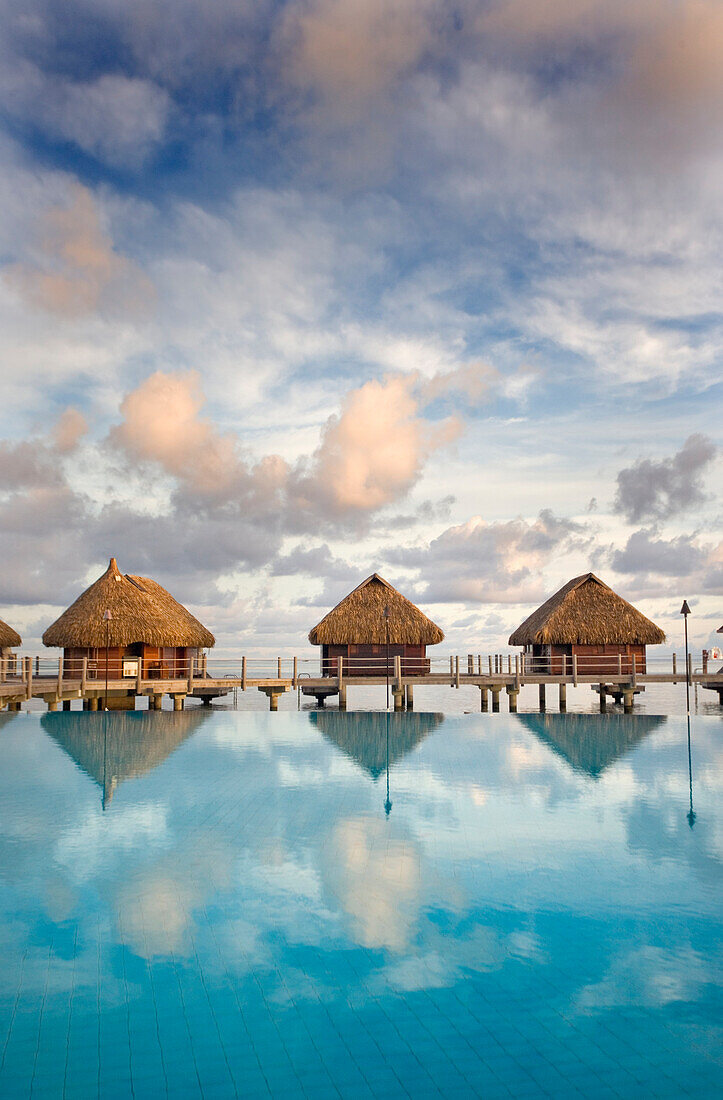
<box><xmin>43</xmin><ymin>557</ymin><xmax>215</xmax><ymax>683</ymax></box>
<box><xmin>309</xmin><ymin>573</ymin><xmax>444</xmax><ymax>676</ymax></box>
<box><xmin>0</xmin><ymin>616</ymin><xmax>21</xmax><ymax>659</ymax></box>
<box><xmin>508</xmin><ymin>572</ymin><xmax>665</xmax><ymax>675</ymax></box>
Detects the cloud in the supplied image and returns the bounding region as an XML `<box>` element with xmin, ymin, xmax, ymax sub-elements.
<box><xmin>110</xmin><ymin>369</ymin><xmax>464</xmax><ymax>527</ymax></box>
<box><xmin>612</xmin><ymin>529</ymin><xmax>707</xmax><ymax>578</ymax></box>
<box><xmin>290</xmin><ymin>373</ymin><xmax>461</xmax><ymax>519</ymax></box>
<box><xmin>0</xmin><ymin>47</ymin><xmax>170</xmax><ymax>168</ymax></box>
<box><xmin>278</xmin><ymin>0</ymin><xmax>439</xmax><ymax>112</ymax></box>
<box><xmin>6</xmin><ymin>184</ymin><xmax>155</xmax><ymax>318</ymax></box>
<box><xmin>44</xmin><ymin>74</ymin><xmax>171</xmax><ymax>167</ymax></box>
<box><xmin>609</xmin><ymin>529</ymin><xmax>722</xmax><ymax>597</ymax></box>
<box><xmin>613</xmin><ymin>435</ymin><xmax>717</xmax><ymax>524</ymax></box>
<box><xmin>391</xmin><ymin>509</ymin><xmax>589</xmax><ymax>603</ymax></box>
<box><xmin>52</xmin><ymin>408</ymin><xmax>87</xmax><ymax>454</ymax></box>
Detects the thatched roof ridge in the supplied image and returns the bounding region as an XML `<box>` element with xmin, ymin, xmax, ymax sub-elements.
<box><xmin>42</xmin><ymin>558</ymin><xmax>215</xmax><ymax>648</ymax></box>
<box><xmin>0</xmin><ymin>617</ymin><xmax>21</xmax><ymax>648</ymax></box>
<box><xmin>508</xmin><ymin>573</ymin><xmax>665</xmax><ymax>646</ymax></box>
<box><xmin>308</xmin><ymin>573</ymin><xmax>444</xmax><ymax>646</ymax></box>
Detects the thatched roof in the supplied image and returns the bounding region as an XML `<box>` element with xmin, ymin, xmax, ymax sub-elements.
<box><xmin>42</xmin><ymin>709</ymin><xmax>208</xmax><ymax>805</ymax></box>
<box><xmin>0</xmin><ymin>617</ymin><xmax>21</xmax><ymax>648</ymax></box>
<box><xmin>42</xmin><ymin>558</ymin><xmax>215</xmax><ymax>649</ymax></box>
<box><xmin>308</xmin><ymin>574</ymin><xmax>444</xmax><ymax>646</ymax></box>
<box><xmin>518</xmin><ymin>713</ymin><xmax>667</xmax><ymax>779</ymax></box>
<box><xmin>311</xmin><ymin>711</ymin><xmax>443</xmax><ymax>778</ymax></box>
<box><xmin>508</xmin><ymin>573</ymin><xmax>665</xmax><ymax>647</ymax></box>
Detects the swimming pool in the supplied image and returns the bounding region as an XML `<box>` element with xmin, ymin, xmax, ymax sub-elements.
<box><xmin>0</xmin><ymin>709</ymin><xmax>720</xmax><ymax>1097</ymax></box>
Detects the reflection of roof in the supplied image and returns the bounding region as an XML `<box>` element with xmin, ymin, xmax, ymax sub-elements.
<box><xmin>311</xmin><ymin>710</ymin><xmax>443</xmax><ymax>778</ymax></box>
<box><xmin>509</xmin><ymin>573</ymin><xmax>665</xmax><ymax>646</ymax></box>
<box><xmin>308</xmin><ymin>574</ymin><xmax>444</xmax><ymax>646</ymax></box>
<box><xmin>43</xmin><ymin>557</ymin><xmax>215</xmax><ymax>648</ymax></box>
<box><xmin>0</xmin><ymin>617</ymin><xmax>21</xmax><ymax>648</ymax></box>
<box><xmin>518</xmin><ymin>713</ymin><xmax>667</xmax><ymax>778</ymax></box>
<box><xmin>42</xmin><ymin>709</ymin><xmax>209</xmax><ymax>804</ymax></box>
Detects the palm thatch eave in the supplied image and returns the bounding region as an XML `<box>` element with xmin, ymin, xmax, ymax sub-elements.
<box><xmin>0</xmin><ymin>617</ymin><xmax>22</xmax><ymax>649</ymax></box>
<box><xmin>508</xmin><ymin>573</ymin><xmax>665</xmax><ymax>647</ymax></box>
<box><xmin>308</xmin><ymin>573</ymin><xmax>444</xmax><ymax>646</ymax></box>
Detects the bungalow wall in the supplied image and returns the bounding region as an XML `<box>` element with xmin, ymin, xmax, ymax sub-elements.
<box><xmin>62</xmin><ymin>644</ymin><xmax>201</xmax><ymax>680</ymax></box>
<box><xmin>524</xmin><ymin>643</ymin><xmax>647</xmax><ymax>676</ymax></box>
<box><xmin>321</xmin><ymin>643</ymin><xmax>430</xmax><ymax>676</ymax></box>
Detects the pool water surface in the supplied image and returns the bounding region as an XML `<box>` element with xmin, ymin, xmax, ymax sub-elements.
<box><xmin>0</xmin><ymin>709</ymin><xmax>720</xmax><ymax>1097</ymax></box>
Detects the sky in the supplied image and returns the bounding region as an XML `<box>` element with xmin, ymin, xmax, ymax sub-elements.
<box><xmin>0</xmin><ymin>0</ymin><xmax>721</xmax><ymax>657</ymax></box>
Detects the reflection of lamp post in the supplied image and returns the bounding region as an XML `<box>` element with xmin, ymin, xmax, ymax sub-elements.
<box><xmin>384</xmin><ymin>604</ymin><xmax>390</xmax><ymax>710</ymax></box>
<box><xmin>680</xmin><ymin>600</ymin><xmax>691</xmax><ymax>717</ymax></box>
<box><xmin>384</xmin><ymin>709</ymin><xmax>392</xmax><ymax>816</ymax></box>
<box><xmin>686</xmin><ymin>717</ymin><xmax>696</xmax><ymax>829</ymax></box>
<box><xmin>103</xmin><ymin>609</ymin><xmax>112</xmax><ymax>711</ymax></box>
<box><xmin>680</xmin><ymin>601</ymin><xmax>695</xmax><ymax>828</ymax></box>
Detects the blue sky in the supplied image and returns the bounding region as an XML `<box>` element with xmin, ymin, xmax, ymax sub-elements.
<box><xmin>0</xmin><ymin>0</ymin><xmax>721</xmax><ymax>655</ymax></box>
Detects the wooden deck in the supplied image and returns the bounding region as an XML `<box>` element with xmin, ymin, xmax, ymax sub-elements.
<box><xmin>1</xmin><ymin>653</ymin><xmax>722</xmax><ymax>713</ymax></box>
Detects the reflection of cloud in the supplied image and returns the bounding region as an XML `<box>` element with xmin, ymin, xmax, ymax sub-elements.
<box><xmin>576</xmin><ymin>944</ymin><xmax>718</xmax><ymax>1011</ymax></box>
<box><xmin>113</xmin><ymin>832</ymin><xmax>237</xmax><ymax>958</ymax></box>
<box><xmin>54</xmin><ymin>803</ymin><xmax>170</xmax><ymax>882</ymax></box>
<box><xmin>326</xmin><ymin>816</ymin><xmax>421</xmax><ymax>951</ymax></box>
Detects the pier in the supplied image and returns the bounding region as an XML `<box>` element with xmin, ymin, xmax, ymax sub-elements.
<box><xmin>1</xmin><ymin>653</ymin><xmax>721</xmax><ymax>712</ymax></box>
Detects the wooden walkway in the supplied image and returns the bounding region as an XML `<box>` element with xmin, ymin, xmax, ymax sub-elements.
<box><xmin>2</xmin><ymin>654</ymin><xmax>722</xmax><ymax>713</ymax></box>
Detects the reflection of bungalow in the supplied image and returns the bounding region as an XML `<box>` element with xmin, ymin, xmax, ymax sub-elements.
<box><xmin>311</xmin><ymin>711</ymin><xmax>444</xmax><ymax>778</ymax></box>
<box><xmin>509</xmin><ymin>573</ymin><xmax>665</xmax><ymax>676</ymax></box>
<box><xmin>43</xmin><ymin>558</ymin><xmax>214</xmax><ymax>682</ymax></box>
<box><xmin>42</xmin><ymin>709</ymin><xmax>208</xmax><ymax>806</ymax></box>
<box><xmin>518</xmin><ymin>713</ymin><xmax>667</xmax><ymax>779</ymax></box>
<box><xmin>0</xmin><ymin>616</ymin><xmax>21</xmax><ymax>660</ymax></box>
<box><xmin>309</xmin><ymin>573</ymin><xmax>444</xmax><ymax>676</ymax></box>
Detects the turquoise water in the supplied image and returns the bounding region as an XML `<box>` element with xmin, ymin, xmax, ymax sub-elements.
<box><xmin>0</xmin><ymin>709</ymin><xmax>720</xmax><ymax>1098</ymax></box>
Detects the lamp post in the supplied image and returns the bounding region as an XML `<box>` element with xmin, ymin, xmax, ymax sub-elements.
<box><xmin>103</xmin><ymin>609</ymin><xmax>112</xmax><ymax>711</ymax></box>
<box><xmin>680</xmin><ymin>600</ymin><xmax>691</xmax><ymax>717</ymax></box>
<box><xmin>384</xmin><ymin>604</ymin><xmax>390</xmax><ymax>710</ymax></box>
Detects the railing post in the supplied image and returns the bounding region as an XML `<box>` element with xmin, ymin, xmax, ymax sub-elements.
<box><xmin>136</xmin><ymin>656</ymin><xmax>142</xmax><ymax>695</ymax></box>
<box><xmin>277</xmin><ymin>656</ymin><xmax>282</xmax><ymax>679</ymax></box>
<box><xmin>202</xmin><ymin>653</ymin><xmax>208</xmax><ymax>677</ymax></box>
<box><xmin>187</xmin><ymin>656</ymin><xmax>194</xmax><ymax>694</ymax></box>
<box><xmin>338</xmin><ymin>655</ymin><xmax>343</xmax><ymax>692</ymax></box>
<box><xmin>242</xmin><ymin>656</ymin><xmax>247</xmax><ymax>691</ymax></box>
<box><xmin>81</xmin><ymin>656</ymin><xmax>88</xmax><ymax>696</ymax></box>
<box><xmin>25</xmin><ymin>655</ymin><xmax>32</xmax><ymax>701</ymax></box>
<box><xmin>631</xmin><ymin>653</ymin><xmax>637</xmax><ymax>689</ymax></box>
<box><xmin>35</xmin><ymin>655</ymin><xmax>40</xmax><ymax>676</ymax></box>
<box><xmin>468</xmin><ymin>654</ymin><xmax>473</xmax><ymax>675</ymax></box>
<box><xmin>573</xmin><ymin>653</ymin><xmax>578</xmax><ymax>687</ymax></box>
<box><xmin>617</xmin><ymin>654</ymin><xmax>622</xmax><ymax>676</ymax></box>
<box><xmin>672</xmin><ymin>653</ymin><xmax>677</xmax><ymax>677</ymax></box>
<box><xmin>488</xmin><ymin>655</ymin><xmax>493</xmax><ymax>676</ymax></box>
<box><xmin>293</xmin><ymin>656</ymin><xmax>298</xmax><ymax>688</ymax></box>
<box><xmin>394</xmin><ymin>654</ymin><xmax>402</xmax><ymax>688</ymax></box>
<box><xmin>449</xmin><ymin>655</ymin><xmax>454</xmax><ymax>682</ymax></box>
<box><xmin>455</xmin><ymin>655</ymin><xmax>460</xmax><ymax>689</ymax></box>
<box><xmin>57</xmin><ymin>654</ymin><xmax>63</xmax><ymax>696</ymax></box>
